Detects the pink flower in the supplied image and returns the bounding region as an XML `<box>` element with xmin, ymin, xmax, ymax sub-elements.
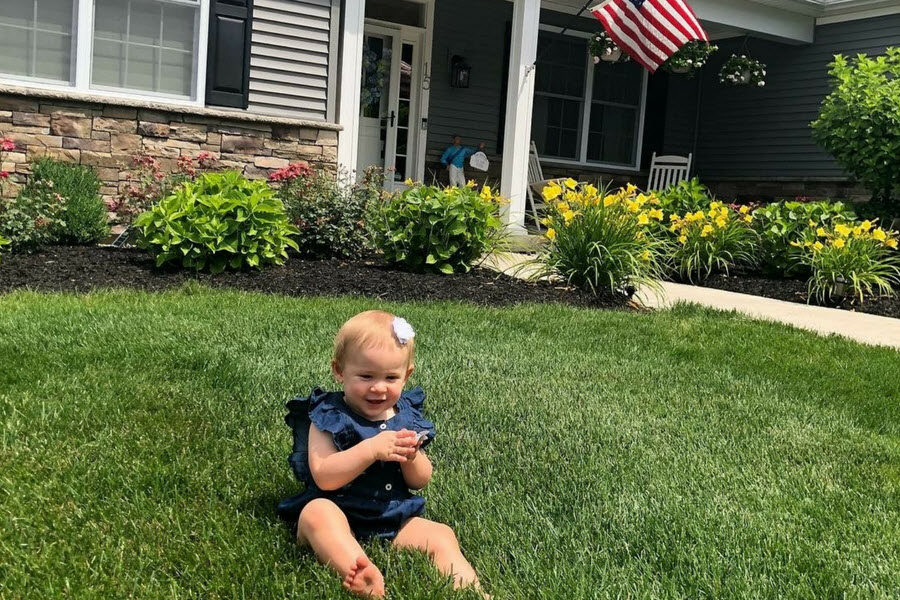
<box><xmin>0</xmin><ymin>138</ymin><xmax>15</xmax><ymax>152</ymax></box>
<box><xmin>0</xmin><ymin>171</ymin><xmax>8</xmax><ymax>179</ymax></box>
<box><xmin>269</xmin><ymin>161</ymin><xmax>312</xmax><ymax>182</ymax></box>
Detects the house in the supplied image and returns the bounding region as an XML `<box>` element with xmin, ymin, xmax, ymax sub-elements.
<box><xmin>1</xmin><ymin>0</ymin><xmax>898</xmax><ymax>232</ymax></box>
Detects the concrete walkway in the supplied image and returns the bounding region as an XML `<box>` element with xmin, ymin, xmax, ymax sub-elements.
<box><xmin>483</xmin><ymin>252</ymin><xmax>900</xmax><ymax>350</ymax></box>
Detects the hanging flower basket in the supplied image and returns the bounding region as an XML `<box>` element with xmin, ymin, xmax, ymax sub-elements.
<box><xmin>719</xmin><ymin>54</ymin><xmax>767</xmax><ymax>87</ymax></box>
<box><xmin>660</xmin><ymin>41</ymin><xmax>718</xmax><ymax>77</ymax></box>
<box><xmin>591</xmin><ymin>31</ymin><xmax>630</xmax><ymax>64</ymax></box>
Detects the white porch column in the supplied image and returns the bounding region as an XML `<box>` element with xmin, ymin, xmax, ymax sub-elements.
<box><xmin>500</xmin><ymin>0</ymin><xmax>541</xmax><ymax>234</ymax></box>
<box><xmin>337</xmin><ymin>0</ymin><xmax>366</xmax><ymax>176</ymax></box>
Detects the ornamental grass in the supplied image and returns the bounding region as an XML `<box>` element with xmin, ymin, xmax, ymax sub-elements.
<box><xmin>533</xmin><ymin>181</ymin><xmax>666</xmax><ymax>295</ymax></box>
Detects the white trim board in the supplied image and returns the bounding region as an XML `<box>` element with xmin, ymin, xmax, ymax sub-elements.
<box><xmin>817</xmin><ymin>4</ymin><xmax>900</xmax><ymax>23</ymax></box>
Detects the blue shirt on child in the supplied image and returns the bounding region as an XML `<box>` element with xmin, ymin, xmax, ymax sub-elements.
<box><xmin>278</xmin><ymin>387</ymin><xmax>436</xmax><ymax>541</ymax></box>
<box><xmin>440</xmin><ymin>145</ymin><xmax>478</xmax><ymax>169</ymax></box>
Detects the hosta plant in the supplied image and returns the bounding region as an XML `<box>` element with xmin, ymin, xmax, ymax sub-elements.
<box><xmin>751</xmin><ymin>200</ymin><xmax>857</xmax><ymax>277</ymax></box>
<box><xmin>795</xmin><ymin>221</ymin><xmax>900</xmax><ymax>303</ymax></box>
<box><xmin>665</xmin><ymin>201</ymin><xmax>759</xmax><ymax>282</ymax></box>
<box><xmin>374</xmin><ymin>182</ymin><xmax>504</xmax><ymax>274</ymax></box>
<box><xmin>532</xmin><ymin>181</ymin><xmax>666</xmax><ymax>295</ymax></box>
<box><xmin>134</xmin><ymin>171</ymin><xmax>299</xmax><ymax>273</ymax></box>
<box><xmin>653</xmin><ymin>177</ymin><xmax>712</xmax><ymax>212</ymax></box>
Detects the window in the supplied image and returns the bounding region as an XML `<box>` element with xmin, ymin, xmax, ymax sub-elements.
<box><xmin>0</xmin><ymin>0</ymin><xmax>205</xmax><ymax>101</ymax></box>
<box><xmin>532</xmin><ymin>30</ymin><xmax>646</xmax><ymax>168</ymax></box>
<box><xmin>93</xmin><ymin>0</ymin><xmax>198</xmax><ymax>97</ymax></box>
<box><xmin>0</xmin><ymin>0</ymin><xmax>75</xmax><ymax>83</ymax></box>
<box><xmin>532</xmin><ymin>34</ymin><xmax>585</xmax><ymax>160</ymax></box>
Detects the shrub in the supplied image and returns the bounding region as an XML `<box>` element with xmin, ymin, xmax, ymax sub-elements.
<box><xmin>20</xmin><ymin>158</ymin><xmax>108</xmax><ymax>245</ymax></box>
<box><xmin>111</xmin><ymin>152</ymin><xmax>219</xmax><ymax>225</ymax></box>
<box><xmin>751</xmin><ymin>200</ymin><xmax>857</xmax><ymax>277</ymax></box>
<box><xmin>532</xmin><ymin>181</ymin><xmax>665</xmax><ymax>295</ymax></box>
<box><xmin>796</xmin><ymin>221</ymin><xmax>900</xmax><ymax>303</ymax></box>
<box><xmin>653</xmin><ymin>177</ymin><xmax>712</xmax><ymax>212</ymax></box>
<box><xmin>0</xmin><ymin>179</ymin><xmax>67</xmax><ymax>253</ymax></box>
<box><xmin>811</xmin><ymin>48</ymin><xmax>900</xmax><ymax>211</ymax></box>
<box><xmin>270</xmin><ymin>162</ymin><xmax>382</xmax><ymax>259</ymax></box>
<box><xmin>134</xmin><ymin>171</ymin><xmax>299</xmax><ymax>273</ymax></box>
<box><xmin>374</xmin><ymin>182</ymin><xmax>504</xmax><ymax>274</ymax></box>
<box><xmin>665</xmin><ymin>201</ymin><xmax>759</xmax><ymax>282</ymax></box>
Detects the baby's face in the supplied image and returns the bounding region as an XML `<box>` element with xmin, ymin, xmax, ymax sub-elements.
<box><xmin>333</xmin><ymin>344</ymin><xmax>413</xmax><ymax>421</ymax></box>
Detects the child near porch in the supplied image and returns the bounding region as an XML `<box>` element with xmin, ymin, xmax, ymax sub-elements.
<box><xmin>440</xmin><ymin>135</ymin><xmax>486</xmax><ymax>187</ymax></box>
<box><xmin>278</xmin><ymin>310</ymin><xmax>488</xmax><ymax>599</ymax></box>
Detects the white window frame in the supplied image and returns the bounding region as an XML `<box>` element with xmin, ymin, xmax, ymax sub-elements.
<box><xmin>535</xmin><ymin>25</ymin><xmax>648</xmax><ymax>172</ymax></box>
<box><xmin>0</xmin><ymin>0</ymin><xmax>209</xmax><ymax>108</ymax></box>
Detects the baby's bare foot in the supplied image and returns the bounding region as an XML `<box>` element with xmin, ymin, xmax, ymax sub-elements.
<box><xmin>342</xmin><ymin>555</ymin><xmax>385</xmax><ymax>598</ymax></box>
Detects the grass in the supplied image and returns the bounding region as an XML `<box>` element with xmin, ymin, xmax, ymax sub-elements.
<box><xmin>1</xmin><ymin>287</ymin><xmax>899</xmax><ymax>599</ymax></box>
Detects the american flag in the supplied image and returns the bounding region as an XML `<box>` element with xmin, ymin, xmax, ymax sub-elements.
<box><xmin>591</xmin><ymin>0</ymin><xmax>709</xmax><ymax>73</ymax></box>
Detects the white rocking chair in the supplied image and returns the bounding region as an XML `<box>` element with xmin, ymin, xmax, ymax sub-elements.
<box><xmin>647</xmin><ymin>152</ymin><xmax>692</xmax><ymax>192</ymax></box>
<box><xmin>526</xmin><ymin>141</ymin><xmax>549</xmax><ymax>230</ymax></box>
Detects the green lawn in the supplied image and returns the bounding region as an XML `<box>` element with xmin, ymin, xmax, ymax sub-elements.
<box><xmin>1</xmin><ymin>288</ymin><xmax>899</xmax><ymax>599</ymax></box>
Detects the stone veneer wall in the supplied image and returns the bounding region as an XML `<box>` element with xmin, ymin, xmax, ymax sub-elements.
<box><xmin>0</xmin><ymin>91</ymin><xmax>340</xmax><ymax>203</ymax></box>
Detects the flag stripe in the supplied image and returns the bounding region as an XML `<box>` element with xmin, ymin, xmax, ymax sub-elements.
<box><xmin>621</xmin><ymin>1</ymin><xmax>679</xmax><ymax>54</ymax></box>
<box><xmin>590</xmin><ymin>0</ymin><xmax>709</xmax><ymax>73</ymax></box>
<box><xmin>605</xmin><ymin>1</ymin><xmax>670</xmax><ymax>63</ymax></box>
<box><xmin>593</xmin><ymin>7</ymin><xmax>659</xmax><ymax>71</ymax></box>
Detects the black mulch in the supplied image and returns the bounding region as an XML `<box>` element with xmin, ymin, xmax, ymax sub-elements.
<box><xmin>0</xmin><ymin>246</ymin><xmax>632</xmax><ymax>310</ymax></box>
<box><xmin>696</xmin><ymin>272</ymin><xmax>900</xmax><ymax>319</ymax></box>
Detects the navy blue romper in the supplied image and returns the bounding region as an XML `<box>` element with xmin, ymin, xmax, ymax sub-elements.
<box><xmin>277</xmin><ymin>387</ymin><xmax>436</xmax><ymax>541</ymax></box>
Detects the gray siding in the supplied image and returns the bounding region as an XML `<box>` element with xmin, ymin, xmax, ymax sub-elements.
<box><xmin>248</xmin><ymin>0</ymin><xmax>333</xmax><ymax>121</ymax></box>
<box><xmin>426</xmin><ymin>0</ymin><xmax>512</xmax><ymax>166</ymax></box>
<box><xmin>690</xmin><ymin>14</ymin><xmax>900</xmax><ymax>180</ymax></box>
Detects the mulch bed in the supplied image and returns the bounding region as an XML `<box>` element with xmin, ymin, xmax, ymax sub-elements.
<box><xmin>0</xmin><ymin>246</ymin><xmax>631</xmax><ymax>310</ymax></box>
<box><xmin>696</xmin><ymin>272</ymin><xmax>900</xmax><ymax>319</ymax></box>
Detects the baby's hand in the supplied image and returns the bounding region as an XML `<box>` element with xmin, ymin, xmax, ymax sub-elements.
<box><xmin>367</xmin><ymin>430</ymin><xmax>418</xmax><ymax>462</ymax></box>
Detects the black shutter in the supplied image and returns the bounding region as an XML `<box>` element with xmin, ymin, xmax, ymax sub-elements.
<box><xmin>205</xmin><ymin>0</ymin><xmax>254</xmax><ymax>109</ymax></box>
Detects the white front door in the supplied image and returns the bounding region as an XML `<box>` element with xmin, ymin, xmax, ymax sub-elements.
<box><xmin>356</xmin><ymin>25</ymin><xmax>423</xmax><ymax>190</ymax></box>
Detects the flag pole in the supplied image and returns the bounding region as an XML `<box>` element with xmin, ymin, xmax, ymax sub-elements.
<box><xmin>529</xmin><ymin>0</ymin><xmax>597</xmax><ymax>71</ymax></box>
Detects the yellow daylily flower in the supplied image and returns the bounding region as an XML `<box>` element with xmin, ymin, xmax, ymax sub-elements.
<box><xmin>627</xmin><ymin>201</ymin><xmax>641</xmax><ymax>213</ymax></box>
<box><xmin>637</xmin><ymin>213</ymin><xmax>650</xmax><ymax>226</ymax></box>
<box><xmin>701</xmin><ymin>224</ymin><xmax>714</xmax><ymax>237</ymax></box>
<box><xmin>887</xmin><ymin>239</ymin><xmax>898</xmax><ymax>249</ymax></box>
<box><xmin>743</xmin><ymin>215</ymin><xmax>753</xmax><ymax>224</ymax></box>
<box><xmin>404</xmin><ymin>178</ymin><xmax>414</xmax><ymax>185</ymax></box>
<box><xmin>584</xmin><ymin>183</ymin><xmax>598</xmax><ymax>197</ymax></box>
<box><xmin>669</xmin><ymin>223</ymin><xmax>680</xmax><ymax>232</ymax></box>
<box><xmin>835</xmin><ymin>224</ymin><xmax>852</xmax><ymax>237</ymax></box>
<box><xmin>715</xmin><ymin>217</ymin><xmax>727</xmax><ymax>228</ymax></box>
<box><xmin>816</xmin><ymin>227</ymin><xmax>826</xmax><ymax>237</ymax></box>
<box><xmin>808</xmin><ymin>220</ymin><xmax>817</xmax><ymax>228</ymax></box>
<box><xmin>480</xmin><ymin>185</ymin><xmax>493</xmax><ymax>201</ymax></box>
<box><xmin>678</xmin><ymin>235</ymin><xmax>687</xmax><ymax>244</ymax></box>
<box><xmin>466</xmin><ymin>179</ymin><xmax>477</xmax><ymax>188</ymax></box>
<box><xmin>832</xmin><ymin>237</ymin><xmax>846</xmax><ymax>249</ymax></box>
<box><xmin>625</xmin><ymin>183</ymin><xmax>638</xmax><ymax>194</ymax></box>
<box><xmin>650</xmin><ymin>208</ymin><xmax>664</xmax><ymax>221</ymax></box>
<box><xmin>861</xmin><ymin>220</ymin><xmax>873</xmax><ymax>231</ymax></box>
<box><xmin>563</xmin><ymin>210</ymin><xmax>575</xmax><ymax>224</ymax></box>
<box><xmin>873</xmin><ymin>228</ymin><xmax>887</xmax><ymax>241</ymax></box>
<box><xmin>558</xmin><ymin>202</ymin><xmax>570</xmax><ymax>213</ymax></box>
<box><xmin>543</xmin><ymin>182</ymin><xmax>562</xmax><ymax>201</ymax></box>
<box><xmin>739</xmin><ymin>205</ymin><xmax>750</xmax><ymax>214</ymax></box>
<box><xmin>545</xmin><ymin>228</ymin><xmax>556</xmax><ymax>240</ymax></box>
<box><xmin>813</xmin><ymin>241</ymin><xmax>824</xmax><ymax>251</ymax></box>
<box><xmin>564</xmin><ymin>177</ymin><xmax>578</xmax><ymax>190</ymax></box>
<box><xmin>670</xmin><ymin>213</ymin><xmax>681</xmax><ymax>222</ymax></box>
<box><xmin>640</xmin><ymin>250</ymin><xmax>651</xmax><ymax>262</ymax></box>
<box><xmin>603</xmin><ymin>195</ymin><xmax>617</xmax><ymax>207</ymax></box>
<box><xmin>710</xmin><ymin>201</ymin><xmax>722</xmax><ymax>210</ymax></box>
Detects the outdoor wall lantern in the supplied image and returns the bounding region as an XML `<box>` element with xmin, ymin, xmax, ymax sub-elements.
<box><xmin>450</xmin><ymin>55</ymin><xmax>471</xmax><ymax>88</ymax></box>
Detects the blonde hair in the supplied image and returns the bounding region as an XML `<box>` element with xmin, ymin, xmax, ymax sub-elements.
<box><xmin>333</xmin><ymin>310</ymin><xmax>415</xmax><ymax>368</ymax></box>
